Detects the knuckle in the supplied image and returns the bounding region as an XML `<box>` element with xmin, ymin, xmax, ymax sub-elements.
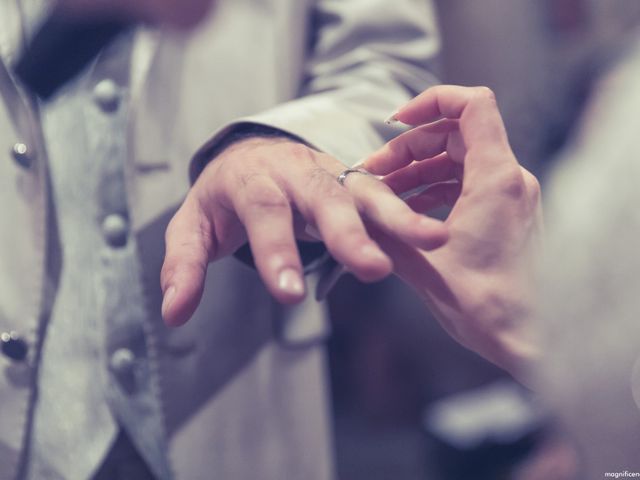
<box><xmin>263</xmin><ymin>239</ymin><xmax>296</xmax><ymax>253</ymax></box>
<box><xmin>446</xmin><ymin>130</ymin><xmax>466</xmax><ymax>163</ymax></box>
<box><xmin>307</xmin><ymin>168</ymin><xmax>347</xmax><ymax>200</ymax></box>
<box><xmin>259</xmin><ymin>244</ymin><xmax>299</xmax><ymax>268</ymax></box>
<box><xmin>325</xmin><ymin>228</ymin><xmax>366</xmax><ymax>251</ymax></box>
<box><xmin>166</xmin><ymin>206</ymin><xmax>213</xmax><ymax>245</ymax></box>
<box><xmin>307</xmin><ymin>167</ymin><xmax>333</xmax><ymax>189</ymax></box>
<box><xmin>473</xmin><ymin>86</ymin><xmax>497</xmax><ymax>103</ymax></box>
<box><xmin>496</xmin><ymin>166</ymin><xmax>527</xmax><ymax>199</ymax></box>
<box><xmin>198</xmin><ymin>156</ymin><xmax>222</xmax><ymax>181</ymax></box>
<box><xmin>387</xmin><ymin>135</ymin><xmax>409</xmax><ymax>156</ymax></box>
<box><xmin>206</xmin><ymin>158</ymin><xmax>240</xmax><ymax>189</ymax></box>
<box><xmin>239</xmin><ymin>177</ymin><xmax>287</xmax><ymax>210</ymax></box>
<box><xmin>401</xmin><ymin>209</ymin><xmax>424</xmax><ymax>228</ymax></box>
<box><xmin>236</xmin><ymin>171</ymin><xmax>267</xmax><ymax>189</ymax></box>
<box><xmin>522</xmin><ymin>169</ymin><xmax>542</xmax><ymax>202</ymax></box>
<box><xmin>252</xmin><ymin>195</ymin><xmax>290</xmax><ymax>216</ymax></box>
<box><xmin>285</xmin><ymin>143</ymin><xmax>314</xmax><ymax>162</ymax></box>
<box><xmin>388</xmin><ymin>135</ymin><xmax>425</xmax><ymax>163</ymax></box>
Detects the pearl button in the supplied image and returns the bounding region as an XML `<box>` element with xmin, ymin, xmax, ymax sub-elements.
<box><xmin>102</xmin><ymin>214</ymin><xmax>129</xmax><ymax>248</ymax></box>
<box><xmin>11</xmin><ymin>142</ymin><xmax>33</xmax><ymax>169</ymax></box>
<box><xmin>109</xmin><ymin>348</ymin><xmax>136</xmax><ymax>376</ymax></box>
<box><xmin>1</xmin><ymin>332</ymin><xmax>28</xmax><ymax>362</ymax></box>
<box><xmin>93</xmin><ymin>79</ymin><xmax>120</xmax><ymax>112</ymax></box>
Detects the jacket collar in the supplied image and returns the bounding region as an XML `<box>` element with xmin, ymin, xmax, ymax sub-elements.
<box><xmin>0</xmin><ymin>0</ymin><xmax>35</xmax><ymax>139</ymax></box>
<box><xmin>0</xmin><ymin>4</ymin><xmax>161</xmax><ymax>153</ymax></box>
<box><xmin>130</xmin><ymin>27</ymin><xmax>161</xmax><ymax>106</ymax></box>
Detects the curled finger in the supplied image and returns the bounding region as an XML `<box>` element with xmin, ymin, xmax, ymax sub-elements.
<box><xmin>340</xmin><ymin>170</ymin><xmax>448</xmax><ymax>251</ymax></box>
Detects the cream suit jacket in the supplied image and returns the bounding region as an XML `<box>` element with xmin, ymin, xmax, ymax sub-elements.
<box><xmin>0</xmin><ymin>0</ymin><xmax>440</xmax><ymax>478</ymax></box>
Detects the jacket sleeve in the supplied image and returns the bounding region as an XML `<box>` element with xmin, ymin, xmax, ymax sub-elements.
<box><xmin>190</xmin><ymin>0</ymin><xmax>441</xmax><ymax>180</ymax></box>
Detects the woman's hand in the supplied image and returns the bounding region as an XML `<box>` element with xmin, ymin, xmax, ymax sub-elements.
<box><xmin>363</xmin><ymin>85</ymin><xmax>542</xmax><ymax>382</ymax></box>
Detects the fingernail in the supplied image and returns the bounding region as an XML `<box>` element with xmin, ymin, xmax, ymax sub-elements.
<box><xmin>278</xmin><ymin>268</ymin><xmax>305</xmax><ymax>296</ymax></box>
<box><xmin>162</xmin><ymin>286</ymin><xmax>176</xmax><ymax>318</ymax></box>
<box><xmin>360</xmin><ymin>244</ymin><xmax>387</xmax><ymax>262</ymax></box>
<box><xmin>384</xmin><ymin>112</ymin><xmax>400</xmax><ymax>125</ymax></box>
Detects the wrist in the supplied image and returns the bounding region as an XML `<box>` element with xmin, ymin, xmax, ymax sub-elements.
<box><xmin>483</xmin><ymin>307</ymin><xmax>539</xmax><ymax>388</ymax></box>
<box><xmin>453</xmin><ymin>289</ymin><xmax>538</xmax><ymax>387</ymax></box>
<box><xmin>192</xmin><ymin>123</ymin><xmax>312</xmax><ymax>181</ymax></box>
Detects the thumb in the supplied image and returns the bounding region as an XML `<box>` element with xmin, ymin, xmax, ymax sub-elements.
<box><xmin>161</xmin><ymin>197</ymin><xmax>215</xmax><ymax>327</ymax></box>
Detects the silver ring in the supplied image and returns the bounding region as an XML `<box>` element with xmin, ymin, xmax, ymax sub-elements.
<box><xmin>336</xmin><ymin>168</ymin><xmax>370</xmax><ymax>186</ymax></box>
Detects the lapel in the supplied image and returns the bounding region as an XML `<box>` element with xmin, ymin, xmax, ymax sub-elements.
<box><xmin>130</xmin><ymin>27</ymin><xmax>161</xmax><ymax>107</ymax></box>
<box><xmin>0</xmin><ymin>4</ymin><xmax>162</xmax><ymax>149</ymax></box>
<box><xmin>127</xmin><ymin>26</ymin><xmax>171</xmax><ymax>172</ymax></box>
<box><xmin>0</xmin><ymin>0</ymin><xmax>38</xmax><ymax>144</ymax></box>
<box><xmin>0</xmin><ymin>59</ymin><xmax>43</xmax><ymax>169</ymax></box>
<box><xmin>0</xmin><ymin>60</ymin><xmax>33</xmax><ymax>134</ymax></box>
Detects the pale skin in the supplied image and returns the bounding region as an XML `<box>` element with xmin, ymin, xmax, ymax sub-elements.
<box><xmin>59</xmin><ymin>0</ymin><xmax>539</xmax><ymax>387</ymax></box>
<box><xmin>363</xmin><ymin>85</ymin><xmax>542</xmax><ymax>382</ymax></box>
<box><xmin>161</xmin><ymin>85</ymin><xmax>541</xmax><ymax>383</ymax></box>
<box><xmin>161</xmin><ymin>138</ymin><xmax>449</xmax><ymax>326</ymax></box>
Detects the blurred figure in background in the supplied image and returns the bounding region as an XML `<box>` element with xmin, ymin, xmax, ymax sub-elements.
<box><xmin>539</xmin><ymin>29</ymin><xmax>640</xmax><ymax>478</ymax></box>
<box><xmin>0</xmin><ymin>0</ymin><xmax>441</xmax><ymax>478</ymax></box>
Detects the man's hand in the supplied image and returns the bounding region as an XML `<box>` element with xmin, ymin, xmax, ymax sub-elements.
<box><xmin>363</xmin><ymin>86</ymin><xmax>542</xmax><ymax>380</ymax></box>
<box><xmin>161</xmin><ymin>137</ymin><xmax>448</xmax><ymax>327</ymax></box>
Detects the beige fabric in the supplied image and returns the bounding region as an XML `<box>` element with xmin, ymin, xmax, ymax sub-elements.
<box><xmin>0</xmin><ymin>0</ymin><xmax>440</xmax><ymax>478</ymax></box>
<box><xmin>540</xmin><ymin>37</ymin><xmax>640</xmax><ymax>478</ymax></box>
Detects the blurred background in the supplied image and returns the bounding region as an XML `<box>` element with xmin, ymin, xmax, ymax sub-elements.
<box><xmin>327</xmin><ymin>0</ymin><xmax>640</xmax><ymax>478</ymax></box>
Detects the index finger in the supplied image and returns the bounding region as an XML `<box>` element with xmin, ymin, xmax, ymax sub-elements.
<box><xmin>365</xmin><ymin>85</ymin><xmax>517</xmax><ymax>176</ymax></box>
<box><xmin>161</xmin><ymin>196</ymin><xmax>215</xmax><ymax>327</ymax></box>
<box><xmin>395</xmin><ymin>85</ymin><xmax>513</xmax><ymax>160</ymax></box>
